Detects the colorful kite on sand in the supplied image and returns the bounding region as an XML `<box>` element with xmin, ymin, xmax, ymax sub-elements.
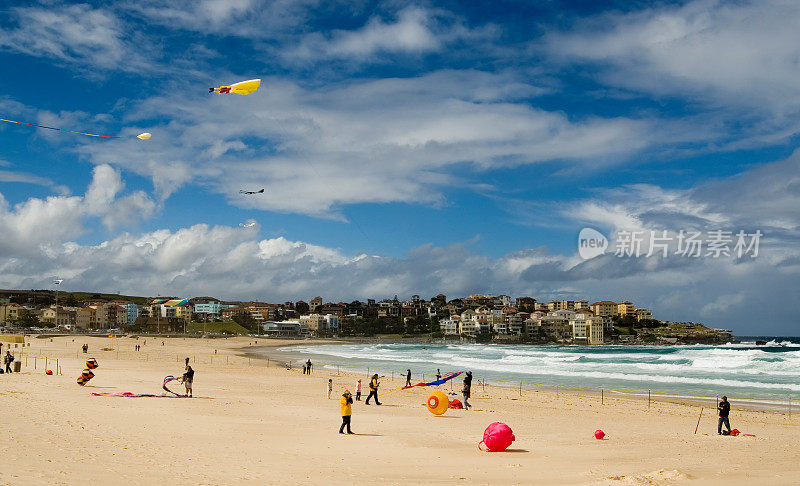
<box><xmin>209</xmin><ymin>78</ymin><xmax>261</xmax><ymax>95</ymax></box>
<box><xmin>382</xmin><ymin>371</ymin><xmax>463</xmax><ymax>395</ymax></box>
<box><xmin>0</xmin><ymin>117</ymin><xmax>150</xmax><ymax>140</ymax></box>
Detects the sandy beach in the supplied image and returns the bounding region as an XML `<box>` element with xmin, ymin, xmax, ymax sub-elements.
<box><xmin>1</xmin><ymin>335</ymin><xmax>799</xmax><ymax>485</ymax></box>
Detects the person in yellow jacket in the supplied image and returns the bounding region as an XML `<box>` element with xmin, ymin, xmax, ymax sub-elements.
<box><xmin>339</xmin><ymin>390</ymin><xmax>354</xmax><ymax>434</ymax></box>
<box><xmin>365</xmin><ymin>373</ymin><xmax>382</xmax><ymax>405</ymax></box>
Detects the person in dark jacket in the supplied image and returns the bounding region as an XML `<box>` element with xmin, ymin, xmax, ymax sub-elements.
<box><xmin>718</xmin><ymin>396</ymin><xmax>731</xmax><ymax>435</ymax></box>
<box><xmin>404</xmin><ymin>369</ymin><xmax>411</xmax><ymax>387</ymax></box>
<box><xmin>365</xmin><ymin>374</ymin><xmax>381</xmax><ymax>405</ymax></box>
<box><xmin>3</xmin><ymin>351</ymin><xmax>13</xmax><ymax>373</ymax></box>
<box><xmin>182</xmin><ymin>365</ymin><xmax>194</xmax><ymax>397</ymax></box>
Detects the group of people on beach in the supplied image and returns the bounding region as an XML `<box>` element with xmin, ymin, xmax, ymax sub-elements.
<box><xmin>336</xmin><ymin>369</ymin><xmax>475</xmax><ymax>434</ymax></box>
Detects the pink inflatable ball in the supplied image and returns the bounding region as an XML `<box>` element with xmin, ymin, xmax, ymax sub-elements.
<box><xmin>479</xmin><ymin>422</ymin><xmax>515</xmax><ymax>452</ymax></box>
<box><xmin>594</xmin><ymin>429</ymin><xmax>606</xmax><ymax>440</ymax></box>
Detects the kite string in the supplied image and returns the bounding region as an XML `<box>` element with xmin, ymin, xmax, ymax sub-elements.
<box><xmin>0</xmin><ymin>117</ymin><xmax>123</xmax><ymax>138</ymax></box>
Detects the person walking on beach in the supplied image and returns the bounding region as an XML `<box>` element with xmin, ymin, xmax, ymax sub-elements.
<box><xmin>718</xmin><ymin>396</ymin><xmax>731</xmax><ymax>435</ymax></box>
<box><xmin>404</xmin><ymin>369</ymin><xmax>412</xmax><ymax>387</ymax></box>
<box><xmin>4</xmin><ymin>351</ymin><xmax>13</xmax><ymax>373</ymax></box>
<box><xmin>339</xmin><ymin>389</ymin><xmax>354</xmax><ymax>434</ymax></box>
<box><xmin>306</xmin><ymin>359</ymin><xmax>313</xmax><ymax>374</ymax></box>
<box><xmin>182</xmin><ymin>365</ymin><xmax>194</xmax><ymax>398</ymax></box>
<box><xmin>355</xmin><ymin>379</ymin><xmax>362</xmax><ymax>401</ymax></box>
<box><xmin>365</xmin><ymin>374</ymin><xmax>381</xmax><ymax>405</ymax></box>
<box><xmin>327</xmin><ymin>379</ymin><xmax>333</xmax><ymax>399</ymax></box>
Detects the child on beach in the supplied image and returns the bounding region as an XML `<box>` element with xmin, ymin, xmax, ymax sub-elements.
<box><xmin>327</xmin><ymin>379</ymin><xmax>333</xmax><ymax>399</ymax></box>
<box><xmin>355</xmin><ymin>379</ymin><xmax>362</xmax><ymax>401</ymax></box>
<box><xmin>339</xmin><ymin>390</ymin><xmax>354</xmax><ymax>434</ymax></box>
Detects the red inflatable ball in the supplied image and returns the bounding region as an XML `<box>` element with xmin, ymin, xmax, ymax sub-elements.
<box><xmin>594</xmin><ymin>429</ymin><xmax>605</xmax><ymax>440</ymax></box>
<box><xmin>479</xmin><ymin>422</ymin><xmax>515</xmax><ymax>452</ymax></box>
<box><xmin>45</xmin><ymin>370</ymin><xmax>53</xmax><ymax>375</ymax></box>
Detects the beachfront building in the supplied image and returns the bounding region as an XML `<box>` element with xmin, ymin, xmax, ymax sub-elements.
<box><xmin>591</xmin><ymin>301</ymin><xmax>617</xmax><ymax>317</ymax></box>
<box><xmin>193</xmin><ymin>300</ymin><xmax>238</xmax><ymax>320</ymax></box>
<box><xmin>540</xmin><ymin>311</ymin><xmax>574</xmax><ymax>340</ymax></box>
<box><xmin>635</xmin><ymin>308</ymin><xmax>653</xmax><ymax>321</ymax></box>
<box><xmin>41</xmin><ymin>307</ymin><xmax>74</xmax><ymax>328</ymax></box>
<box><xmin>617</xmin><ymin>301</ymin><xmax>635</xmax><ymax>317</ymax></box>
<box><xmin>548</xmin><ymin>300</ymin><xmax>587</xmax><ymax>312</ymax></box>
<box><xmin>0</xmin><ymin>302</ymin><xmax>23</xmax><ymax>324</ymax></box>
<box><xmin>76</xmin><ymin>306</ymin><xmax>96</xmax><ymax>329</ymax></box>
<box><xmin>87</xmin><ymin>303</ymin><xmax>128</xmax><ymax>329</ymax></box>
<box><xmin>506</xmin><ymin>312</ymin><xmax>524</xmax><ymax>335</ymax></box>
<box><xmin>309</xmin><ymin>297</ymin><xmax>323</xmax><ymax>313</ymax></box>
<box><xmin>149</xmin><ymin>299</ymin><xmax>192</xmax><ymax>327</ymax></box>
<box><xmin>262</xmin><ymin>321</ymin><xmax>304</xmax><ymax>337</ymax></box>
<box><xmin>572</xmin><ymin>316</ymin><xmax>604</xmax><ymax>344</ymax></box>
<box><xmin>439</xmin><ymin>317</ymin><xmax>460</xmax><ymax>335</ymax></box>
<box><xmin>124</xmin><ymin>304</ymin><xmax>140</xmax><ymax>325</ymax></box>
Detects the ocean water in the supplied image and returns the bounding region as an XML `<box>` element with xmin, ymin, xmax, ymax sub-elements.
<box><xmin>279</xmin><ymin>339</ymin><xmax>800</xmax><ymax>400</ymax></box>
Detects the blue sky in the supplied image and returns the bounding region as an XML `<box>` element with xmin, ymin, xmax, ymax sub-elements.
<box><xmin>1</xmin><ymin>0</ymin><xmax>799</xmax><ymax>334</ymax></box>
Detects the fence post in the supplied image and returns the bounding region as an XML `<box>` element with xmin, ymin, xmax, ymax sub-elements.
<box><xmin>649</xmin><ymin>389</ymin><xmax>651</xmax><ymax>409</ymax></box>
<box><xmin>482</xmin><ymin>378</ymin><xmax>485</xmax><ymax>392</ymax></box>
<box><xmin>337</xmin><ymin>365</ymin><xmax>340</xmax><ymax>376</ymax></box>
<box><xmin>601</xmin><ymin>388</ymin><xmax>604</xmax><ymax>405</ymax></box>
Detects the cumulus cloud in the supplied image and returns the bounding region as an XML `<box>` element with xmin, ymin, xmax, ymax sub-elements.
<box><xmin>0</xmin><ymin>164</ymin><xmax>155</xmax><ymax>257</ymax></box>
<box><xmin>1</xmin><ymin>154</ymin><xmax>798</xmax><ymax>333</ymax></box>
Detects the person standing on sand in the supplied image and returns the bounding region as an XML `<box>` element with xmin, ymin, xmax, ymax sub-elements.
<box><xmin>327</xmin><ymin>379</ymin><xmax>333</xmax><ymax>399</ymax></box>
<box><xmin>306</xmin><ymin>359</ymin><xmax>312</xmax><ymax>374</ymax></box>
<box><xmin>462</xmin><ymin>378</ymin><xmax>472</xmax><ymax>410</ymax></box>
<box><xmin>303</xmin><ymin>363</ymin><xmax>307</xmax><ymax>374</ymax></box>
<box><xmin>339</xmin><ymin>389</ymin><xmax>354</xmax><ymax>434</ymax></box>
<box><xmin>404</xmin><ymin>369</ymin><xmax>412</xmax><ymax>387</ymax></box>
<box><xmin>4</xmin><ymin>351</ymin><xmax>13</xmax><ymax>373</ymax></box>
<box><xmin>718</xmin><ymin>396</ymin><xmax>731</xmax><ymax>435</ymax></box>
<box><xmin>365</xmin><ymin>374</ymin><xmax>381</xmax><ymax>405</ymax></box>
<box><xmin>182</xmin><ymin>365</ymin><xmax>194</xmax><ymax>397</ymax></box>
<box><xmin>355</xmin><ymin>379</ymin><xmax>362</xmax><ymax>401</ymax></box>
<box><xmin>436</xmin><ymin>369</ymin><xmax>441</xmax><ymax>381</ymax></box>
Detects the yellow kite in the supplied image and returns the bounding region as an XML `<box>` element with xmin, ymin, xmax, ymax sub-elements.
<box><xmin>209</xmin><ymin>79</ymin><xmax>261</xmax><ymax>95</ymax></box>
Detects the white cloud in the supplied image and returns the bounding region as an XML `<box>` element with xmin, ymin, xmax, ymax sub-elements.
<box><xmin>0</xmin><ymin>169</ymin><xmax>70</xmax><ymax>195</ymax></box>
<box><xmin>0</xmin><ymin>153</ymin><xmax>798</xmax><ymax>333</ymax></box>
<box><xmin>290</xmin><ymin>7</ymin><xmax>442</xmax><ymax>61</ymax></box>
<box><xmin>545</xmin><ymin>0</ymin><xmax>800</xmax><ymax>114</ymax></box>
<box><xmin>77</xmin><ymin>71</ymin><xmax>661</xmax><ymax>219</ymax></box>
<box><xmin>0</xmin><ymin>3</ymin><xmax>151</xmax><ymax>72</ymax></box>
